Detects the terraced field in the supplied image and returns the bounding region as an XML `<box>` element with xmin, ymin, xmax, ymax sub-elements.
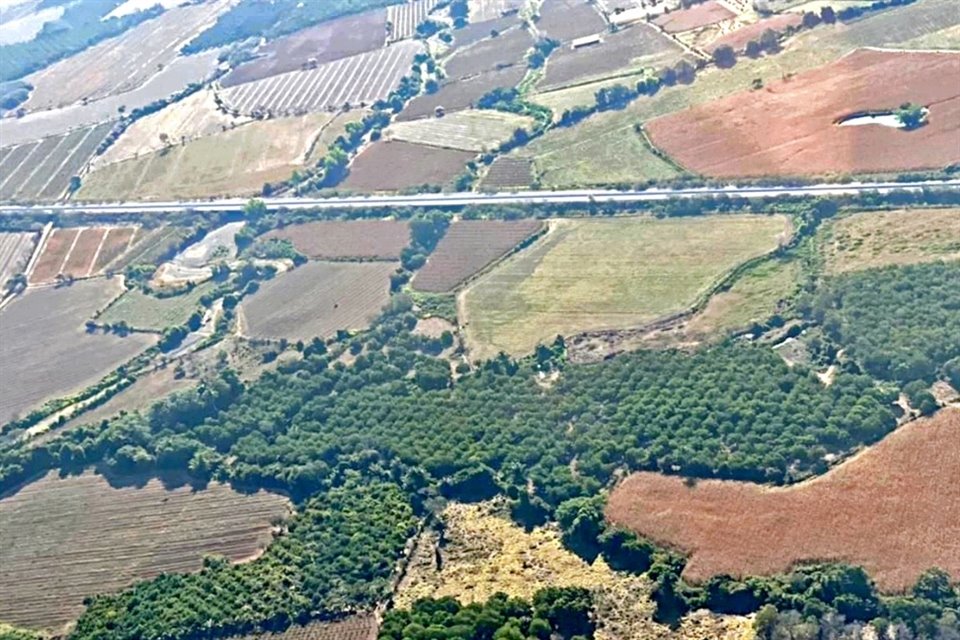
<box><xmin>220</xmin><ymin>42</ymin><xmax>422</xmax><ymax>116</ymax></box>
<box><xmin>0</xmin><ymin>470</ymin><xmax>290</xmax><ymax>633</ymax></box>
<box><xmin>0</xmin><ymin>122</ymin><xmax>113</xmax><ymax>201</ymax></box>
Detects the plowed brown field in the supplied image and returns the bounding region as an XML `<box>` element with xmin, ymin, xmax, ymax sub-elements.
<box><xmin>0</xmin><ymin>471</ymin><xmax>290</xmax><ymax>633</ymax></box>
<box><xmin>341</xmin><ymin>141</ymin><xmax>475</xmax><ymax>192</ymax></box>
<box><xmin>264</xmin><ymin>220</ymin><xmax>410</xmax><ymax>259</ymax></box>
<box><xmin>29</xmin><ymin>227</ymin><xmax>139</xmax><ymax>283</ymax></box>
<box><xmin>646</xmin><ymin>49</ymin><xmax>960</xmax><ymax>177</ymax></box>
<box><xmin>236</xmin><ymin>616</ymin><xmax>377</xmax><ymax>640</ymax></box>
<box><xmin>412</xmin><ymin>219</ymin><xmax>543</xmax><ymax>292</ymax></box>
<box><xmin>606</xmin><ymin>408</ymin><xmax>960</xmax><ymax>593</ymax></box>
<box><xmin>653</xmin><ymin>1</ymin><xmax>735</xmax><ymax>33</ymax></box>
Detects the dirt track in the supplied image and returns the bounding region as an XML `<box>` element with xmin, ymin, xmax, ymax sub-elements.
<box><xmin>646</xmin><ymin>49</ymin><xmax>960</xmax><ymax>177</ymax></box>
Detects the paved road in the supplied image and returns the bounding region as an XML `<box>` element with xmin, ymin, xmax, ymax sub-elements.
<box><xmin>1</xmin><ymin>179</ymin><xmax>958</xmax><ymax>215</ymax></box>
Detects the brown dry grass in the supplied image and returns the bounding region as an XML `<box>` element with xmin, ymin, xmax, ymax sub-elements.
<box><xmin>0</xmin><ymin>470</ymin><xmax>291</xmax><ymax>633</ymax></box>
<box><xmin>394</xmin><ymin>501</ymin><xmax>753</xmax><ymax>640</ymax></box>
<box><xmin>264</xmin><ymin>220</ymin><xmax>411</xmax><ymax>260</ymax></box>
<box><xmin>646</xmin><ymin>49</ymin><xmax>960</xmax><ymax>178</ymax></box>
<box><xmin>819</xmin><ymin>207</ymin><xmax>960</xmax><ymax>274</ymax></box>
<box><xmin>606</xmin><ymin>409</ymin><xmax>960</xmax><ymax>593</ymax></box>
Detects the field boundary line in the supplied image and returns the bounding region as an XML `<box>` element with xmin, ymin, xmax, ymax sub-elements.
<box><xmin>57</xmin><ymin>228</ymin><xmax>84</xmax><ymax>276</ymax></box>
<box><xmin>86</xmin><ymin>228</ymin><xmax>112</xmax><ymax>277</ymax></box>
<box><xmin>23</xmin><ymin>222</ymin><xmax>53</xmax><ymax>284</ymax></box>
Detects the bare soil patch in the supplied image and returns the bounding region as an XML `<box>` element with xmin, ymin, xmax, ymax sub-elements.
<box><xmin>222</xmin><ymin>9</ymin><xmax>388</xmax><ymax>87</ymax></box>
<box><xmin>233</xmin><ymin>616</ymin><xmax>378</xmax><ymax>640</ymax></box>
<box><xmin>264</xmin><ymin>220</ymin><xmax>411</xmax><ymax>260</ymax></box>
<box><xmin>537</xmin><ymin>0</ymin><xmax>608</xmax><ymax>42</ymax></box>
<box><xmin>652</xmin><ymin>1</ymin><xmax>735</xmax><ymax>33</ymax></box>
<box><xmin>341</xmin><ymin>140</ymin><xmax>475</xmax><ymax>192</ymax></box>
<box><xmin>413</xmin><ymin>219</ymin><xmax>543</xmax><ymax>292</ymax></box>
<box><xmin>0</xmin><ymin>279</ymin><xmax>154</xmax><ymax>425</ymax></box>
<box><xmin>646</xmin><ymin>49</ymin><xmax>960</xmax><ymax>178</ymax></box>
<box><xmin>703</xmin><ymin>12</ymin><xmax>802</xmax><ymax>52</ymax></box>
<box><xmin>443</xmin><ymin>26</ymin><xmax>533</xmax><ymax>80</ymax></box>
<box><xmin>29</xmin><ymin>226</ymin><xmax>139</xmax><ymax>283</ymax></box>
<box><xmin>398</xmin><ymin>66</ymin><xmax>528</xmax><ymax>120</ymax></box>
<box><xmin>0</xmin><ymin>470</ymin><xmax>290</xmax><ymax>633</ymax></box>
<box><xmin>242</xmin><ymin>261</ymin><xmax>397</xmax><ymax>341</ymax></box>
<box><xmin>540</xmin><ymin>23</ymin><xmax>684</xmax><ymax>90</ymax></box>
<box><xmin>606</xmin><ymin>409</ymin><xmax>960</xmax><ymax>593</ymax></box>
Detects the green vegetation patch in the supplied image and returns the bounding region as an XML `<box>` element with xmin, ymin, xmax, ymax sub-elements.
<box><xmin>804</xmin><ymin>261</ymin><xmax>960</xmax><ymax>383</ymax></box>
<box><xmin>71</xmin><ymin>481</ymin><xmax>416</xmax><ymax>640</ymax></box>
<box><xmin>463</xmin><ymin>215</ymin><xmax>790</xmax><ymax>359</ymax></box>
<box><xmin>98</xmin><ymin>284</ymin><xmax>214</xmax><ymax>331</ymax></box>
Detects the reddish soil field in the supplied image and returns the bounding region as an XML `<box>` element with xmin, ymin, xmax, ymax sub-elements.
<box><xmin>606</xmin><ymin>409</ymin><xmax>960</xmax><ymax>593</ymax></box>
<box><xmin>221</xmin><ymin>9</ymin><xmax>388</xmax><ymax>87</ymax></box>
<box><xmin>0</xmin><ymin>470</ymin><xmax>290</xmax><ymax>632</ymax></box>
<box><xmin>264</xmin><ymin>220</ymin><xmax>411</xmax><ymax>259</ymax></box>
<box><xmin>646</xmin><ymin>49</ymin><xmax>960</xmax><ymax>178</ymax></box>
<box><xmin>28</xmin><ymin>227</ymin><xmax>79</xmax><ymax>284</ymax></box>
<box><xmin>237</xmin><ymin>616</ymin><xmax>377</xmax><ymax>640</ymax></box>
<box><xmin>704</xmin><ymin>13</ymin><xmax>802</xmax><ymax>52</ymax></box>
<box><xmin>60</xmin><ymin>227</ymin><xmax>106</xmax><ymax>278</ymax></box>
<box><xmin>444</xmin><ymin>26</ymin><xmax>532</xmax><ymax>80</ymax></box>
<box><xmin>653</xmin><ymin>1</ymin><xmax>736</xmax><ymax>33</ymax></box>
<box><xmin>537</xmin><ymin>0</ymin><xmax>607</xmax><ymax>42</ymax></box>
<box><xmin>92</xmin><ymin>227</ymin><xmax>138</xmax><ymax>273</ymax></box>
<box><xmin>398</xmin><ymin>66</ymin><xmax>528</xmax><ymax>121</ymax></box>
<box><xmin>412</xmin><ymin>219</ymin><xmax>543</xmax><ymax>292</ymax></box>
<box><xmin>342</xmin><ymin>141</ymin><xmax>476</xmax><ymax>192</ymax></box>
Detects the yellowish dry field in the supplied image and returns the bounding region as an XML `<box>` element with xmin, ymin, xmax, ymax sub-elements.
<box><xmin>395</xmin><ymin>501</ymin><xmax>753</xmax><ymax>640</ymax></box>
<box><xmin>95</xmin><ymin>89</ymin><xmax>252</xmax><ymax>167</ymax></box>
<box><xmin>462</xmin><ymin>215</ymin><xmax>790</xmax><ymax>359</ymax></box>
<box><xmin>77</xmin><ymin>111</ymin><xmax>359</xmax><ymax>200</ymax></box>
<box><xmin>385</xmin><ymin>109</ymin><xmax>534</xmax><ymax>152</ymax></box>
<box><xmin>819</xmin><ymin>208</ymin><xmax>960</xmax><ymax>274</ymax></box>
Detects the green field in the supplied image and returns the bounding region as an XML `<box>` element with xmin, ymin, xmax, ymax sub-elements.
<box><xmin>98</xmin><ymin>284</ymin><xmax>213</xmax><ymax>331</ymax></box>
<box><xmin>461</xmin><ymin>214</ymin><xmax>791</xmax><ymax>359</ymax></box>
<box><xmin>522</xmin><ymin>0</ymin><xmax>960</xmax><ymax>187</ymax></box>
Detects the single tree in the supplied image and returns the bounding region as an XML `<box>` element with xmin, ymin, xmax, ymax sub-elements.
<box><xmin>713</xmin><ymin>44</ymin><xmax>736</xmax><ymax>68</ymax></box>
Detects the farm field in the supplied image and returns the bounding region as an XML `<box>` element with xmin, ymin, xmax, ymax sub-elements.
<box><xmin>397</xmin><ymin>66</ymin><xmax>528</xmax><ymax>120</ymax></box>
<box><xmin>234</xmin><ymin>616</ymin><xmax>378</xmax><ymax>640</ymax></box>
<box><xmin>536</xmin><ymin>0</ymin><xmax>607</xmax><ymax>42</ymax></box>
<box><xmin>606</xmin><ymin>408</ymin><xmax>960</xmax><ymax>593</ymax></box>
<box><xmin>341</xmin><ymin>140</ymin><xmax>475</xmax><ymax>192</ymax></box>
<box><xmin>538</xmin><ymin>23</ymin><xmax>684</xmax><ymax>91</ymax></box>
<box><xmin>219</xmin><ymin>42</ymin><xmax>422</xmax><ymax>116</ymax></box>
<box><xmin>0</xmin><ymin>279</ymin><xmax>154</xmax><ymax>425</ymax></box>
<box><xmin>110</xmin><ymin>226</ymin><xmax>193</xmax><ymax>270</ymax></box>
<box><xmin>468</xmin><ymin>0</ymin><xmax>525</xmax><ymax>22</ymax></box>
<box><xmin>385</xmin><ymin>109</ymin><xmax>534</xmax><ymax>151</ymax></box>
<box><xmin>646</xmin><ymin>49</ymin><xmax>960</xmax><ymax>177</ymax></box>
<box><xmin>98</xmin><ymin>283</ymin><xmax>214</xmax><ymax>331</ymax></box>
<box><xmin>521</xmin><ymin>0</ymin><xmax>960</xmax><ymax>187</ymax></box>
<box><xmin>395</xmin><ymin>501</ymin><xmax>752</xmax><ymax>640</ymax></box>
<box><xmin>29</xmin><ymin>226</ymin><xmax>139</xmax><ymax>284</ymax></box>
<box><xmin>462</xmin><ymin>215</ymin><xmax>790</xmax><ymax>359</ymax></box>
<box><xmin>241</xmin><ymin>261</ymin><xmax>397</xmax><ymax>341</ymax></box>
<box><xmin>22</xmin><ymin>0</ymin><xmax>231</xmax><ymax>111</ymax></box>
<box><xmin>388</xmin><ymin>0</ymin><xmax>441</xmax><ymax>42</ymax></box>
<box><xmin>651</xmin><ymin>0</ymin><xmax>735</xmax><ymax>33</ymax></box>
<box><xmin>449</xmin><ymin>12</ymin><xmax>523</xmax><ymax>48</ymax></box>
<box><xmin>263</xmin><ymin>220</ymin><xmax>411</xmax><ymax>259</ymax></box>
<box><xmin>818</xmin><ymin>207</ymin><xmax>960</xmax><ymax>274</ymax></box>
<box><xmin>479</xmin><ymin>156</ymin><xmax>533</xmax><ymax>189</ymax></box>
<box><xmin>443</xmin><ymin>26</ymin><xmax>532</xmax><ymax>80</ymax></box>
<box><xmin>222</xmin><ymin>9</ymin><xmax>388</xmax><ymax>87</ymax></box>
<box><xmin>0</xmin><ymin>122</ymin><xmax>113</xmax><ymax>201</ymax></box>
<box><xmin>0</xmin><ymin>470</ymin><xmax>290</xmax><ymax>633</ymax></box>
<box><xmin>0</xmin><ymin>49</ymin><xmax>222</xmax><ymax>146</ymax></box>
<box><xmin>702</xmin><ymin>13</ymin><xmax>802</xmax><ymax>53</ymax></box>
<box><xmin>94</xmin><ymin>89</ymin><xmax>251</xmax><ymax>167</ymax></box>
<box><xmin>412</xmin><ymin>219</ymin><xmax>543</xmax><ymax>292</ymax></box>
<box><xmin>77</xmin><ymin>112</ymin><xmax>355</xmax><ymax>200</ymax></box>
<box><xmin>0</xmin><ymin>231</ymin><xmax>37</xmax><ymax>287</ymax></box>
